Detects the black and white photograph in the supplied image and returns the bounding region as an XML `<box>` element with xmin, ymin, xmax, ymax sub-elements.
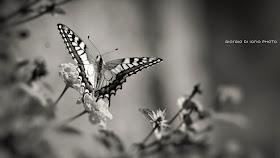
<box><xmin>0</xmin><ymin>0</ymin><xmax>279</xmax><ymax>158</ymax></box>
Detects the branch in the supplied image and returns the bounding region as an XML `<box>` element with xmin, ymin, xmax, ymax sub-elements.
<box><xmin>168</xmin><ymin>84</ymin><xmax>202</xmax><ymax>124</ymax></box>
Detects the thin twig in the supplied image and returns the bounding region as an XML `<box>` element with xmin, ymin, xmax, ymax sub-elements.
<box><xmin>134</xmin><ymin>124</ymin><xmax>159</xmax><ymax>152</ymax></box>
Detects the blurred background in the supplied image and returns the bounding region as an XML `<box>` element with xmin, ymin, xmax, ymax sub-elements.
<box><xmin>1</xmin><ymin>0</ymin><xmax>279</xmax><ymax>158</ymax></box>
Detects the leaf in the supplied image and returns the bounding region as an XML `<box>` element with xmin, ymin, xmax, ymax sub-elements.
<box><xmin>95</xmin><ymin>129</ymin><xmax>125</xmax><ymax>152</ymax></box>
<box><xmin>56</xmin><ymin>126</ymin><xmax>82</xmax><ymax>135</ymax></box>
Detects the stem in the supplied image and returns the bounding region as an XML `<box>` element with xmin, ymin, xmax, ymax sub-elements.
<box><xmin>2</xmin><ymin>0</ymin><xmax>73</xmax><ymax>29</ymax></box>
<box><xmin>175</xmin><ymin>108</ymin><xmax>194</xmax><ymax>131</ymax></box>
<box><xmin>58</xmin><ymin>110</ymin><xmax>87</xmax><ymax>127</ymax></box>
<box><xmin>1</xmin><ymin>0</ymin><xmax>40</xmax><ymax>22</ymax></box>
<box><xmin>168</xmin><ymin>84</ymin><xmax>201</xmax><ymax>124</ymax></box>
<box><xmin>142</xmin><ymin>124</ymin><xmax>158</xmax><ymax>145</ymax></box>
<box><xmin>54</xmin><ymin>85</ymin><xmax>69</xmax><ymax>107</ymax></box>
<box><xmin>168</xmin><ymin>108</ymin><xmax>183</xmax><ymax>125</ymax></box>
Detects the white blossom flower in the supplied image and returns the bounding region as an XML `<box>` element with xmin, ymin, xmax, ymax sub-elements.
<box><xmin>148</xmin><ymin>109</ymin><xmax>169</xmax><ymax>139</ymax></box>
<box><xmin>80</xmin><ymin>93</ymin><xmax>112</xmax><ymax>118</ymax></box>
<box><xmin>58</xmin><ymin>63</ymin><xmax>84</xmax><ymax>94</ymax></box>
<box><xmin>77</xmin><ymin>93</ymin><xmax>113</xmax><ymax>128</ymax></box>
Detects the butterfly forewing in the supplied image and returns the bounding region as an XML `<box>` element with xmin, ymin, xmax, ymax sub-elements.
<box><xmin>57</xmin><ymin>24</ymin><xmax>95</xmax><ymax>93</ymax></box>
<box><xmin>95</xmin><ymin>57</ymin><xmax>163</xmax><ymax>103</ymax></box>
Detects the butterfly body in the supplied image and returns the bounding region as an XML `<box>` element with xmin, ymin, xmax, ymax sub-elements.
<box><xmin>57</xmin><ymin>23</ymin><xmax>163</xmax><ymax>106</ymax></box>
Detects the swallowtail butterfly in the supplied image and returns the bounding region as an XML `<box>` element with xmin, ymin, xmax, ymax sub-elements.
<box><xmin>57</xmin><ymin>23</ymin><xmax>163</xmax><ymax>106</ymax></box>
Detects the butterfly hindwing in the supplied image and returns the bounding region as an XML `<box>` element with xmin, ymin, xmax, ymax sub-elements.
<box><xmin>95</xmin><ymin>57</ymin><xmax>163</xmax><ymax>104</ymax></box>
<box><xmin>57</xmin><ymin>24</ymin><xmax>94</xmax><ymax>93</ymax></box>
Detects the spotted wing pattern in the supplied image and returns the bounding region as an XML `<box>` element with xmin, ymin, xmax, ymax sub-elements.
<box><xmin>57</xmin><ymin>23</ymin><xmax>95</xmax><ymax>93</ymax></box>
<box><xmin>95</xmin><ymin>57</ymin><xmax>163</xmax><ymax>103</ymax></box>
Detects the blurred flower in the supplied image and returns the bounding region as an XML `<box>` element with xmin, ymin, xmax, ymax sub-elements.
<box><xmin>178</xmin><ymin>96</ymin><xmax>205</xmax><ymax>126</ymax></box>
<box><xmin>224</xmin><ymin>139</ymin><xmax>243</xmax><ymax>156</ymax></box>
<box><xmin>177</xmin><ymin>96</ymin><xmax>214</xmax><ymax>145</ymax></box>
<box><xmin>39</xmin><ymin>3</ymin><xmax>66</xmax><ymax>16</ymax></box>
<box><xmin>14</xmin><ymin>58</ymin><xmax>48</xmax><ymax>86</ymax></box>
<box><xmin>20</xmin><ymin>82</ymin><xmax>52</xmax><ymax>107</ymax></box>
<box><xmin>148</xmin><ymin>109</ymin><xmax>169</xmax><ymax>139</ymax></box>
<box><xmin>59</xmin><ymin>63</ymin><xmax>84</xmax><ymax>94</ymax></box>
<box><xmin>211</xmin><ymin>112</ymin><xmax>249</xmax><ymax>129</ymax></box>
<box><xmin>28</xmin><ymin>58</ymin><xmax>48</xmax><ymax>84</ymax></box>
<box><xmin>217</xmin><ymin>85</ymin><xmax>243</xmax><ymax>105</ymax></box>
<box><xmin>177</xmin><ymin>96</ymin><xmax>204</xmax><ymax>114</ymax></box>
<box><xmin>14</xmin><ymin>60</ymin><xmax>34</xmax><ymax>83</ymax></box>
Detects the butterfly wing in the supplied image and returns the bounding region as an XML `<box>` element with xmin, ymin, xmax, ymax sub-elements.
<box><xmin>57</xmin><ymin>23</ymin><xmax>95</xmax><ymax>93</ymax></box>
<box><xmin>95</xmin><ymin>57</ymin><xmax>163</xmax><ymax>105</ymax></box>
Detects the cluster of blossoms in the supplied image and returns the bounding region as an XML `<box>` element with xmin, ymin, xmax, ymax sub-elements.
<box><xmin>59</xmin><ymin>63</ymin><xmax>112</xmax><ymax>128</ymax></box>
<box><xmin>59</xmin><ymin>63</ymin><xmax>84</xmax><ymax>94</ymax></box>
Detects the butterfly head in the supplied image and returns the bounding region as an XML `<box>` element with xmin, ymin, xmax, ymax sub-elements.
<box><xmin>96</xmin><ymin>55</ymin><xmax>105</xmax><ymax>64</ymax></box>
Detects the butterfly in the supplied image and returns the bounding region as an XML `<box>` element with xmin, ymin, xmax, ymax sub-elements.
<box><xmin>57</xmin><ymin>23</ymin><xmax>163</xmax><ymax>106</ymax></box>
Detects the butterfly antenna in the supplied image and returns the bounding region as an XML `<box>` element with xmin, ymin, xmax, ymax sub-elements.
<box><xmin>102</xmin><ymin>48</ymin><xmax>118</xmax><ymax>57</ymax></box>
<box><xmin>88</xmin><ymin>36</ymin><xmax>102</xmax><ymax>56</ymax></box>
